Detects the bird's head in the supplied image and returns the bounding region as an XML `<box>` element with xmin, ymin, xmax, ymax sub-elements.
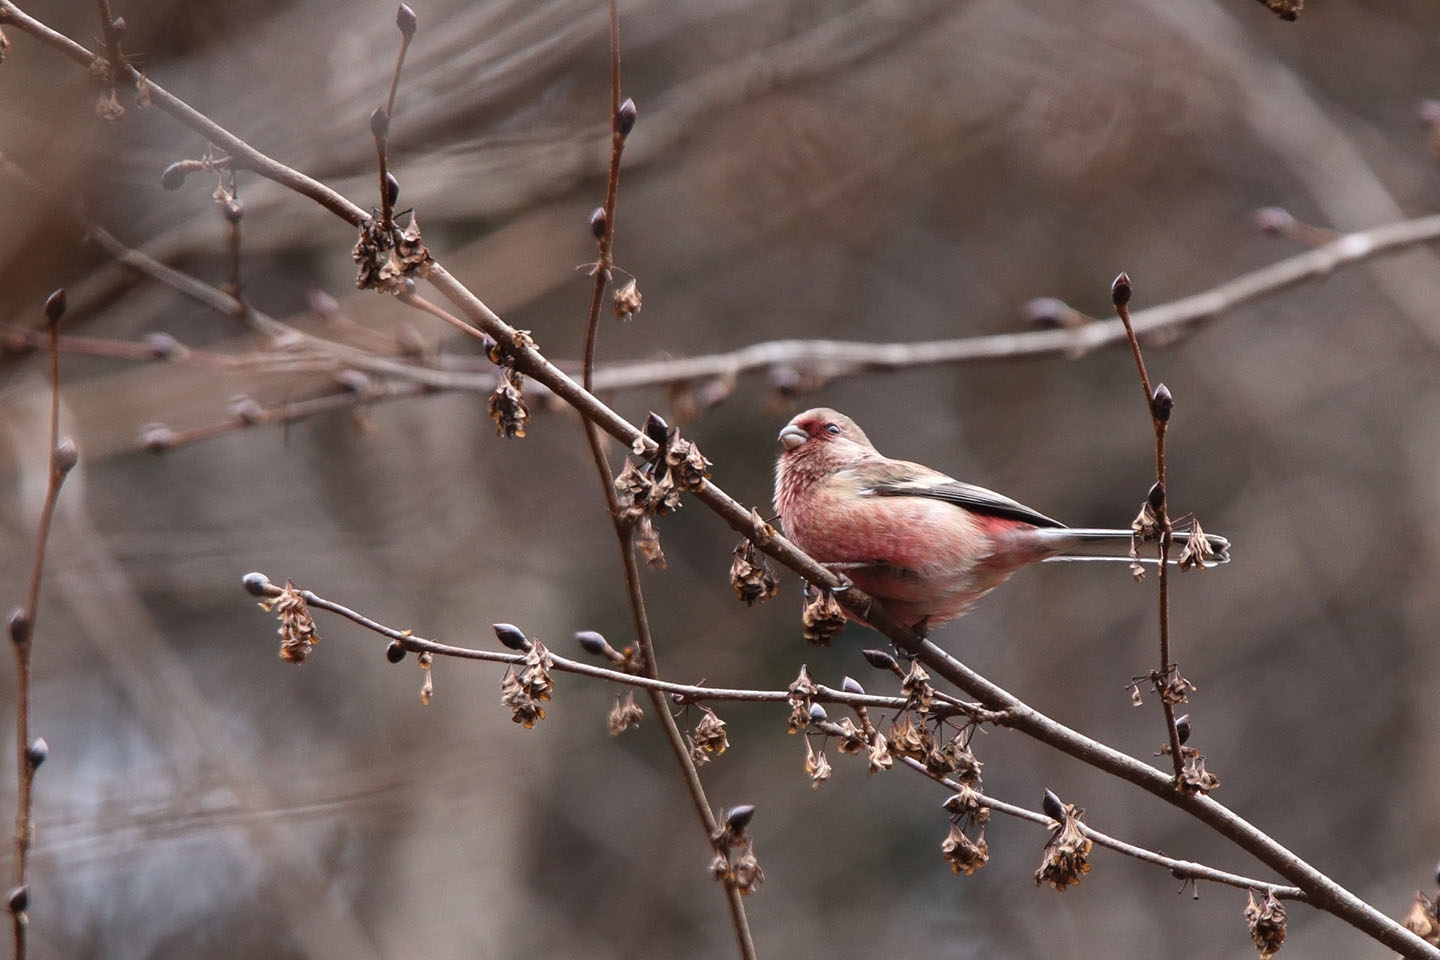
<box><xmin>776</xmin><ymin>408</ymin><xmax>877</xmax><ymax>467</ymax></box>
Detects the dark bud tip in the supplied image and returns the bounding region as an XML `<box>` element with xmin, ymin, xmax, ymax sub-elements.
<box><xmin>54</xmin><ymin>437</ymin><xmax>78</xmax><ymax>474</ymax></box>
<box><xmin>1151</xmin><ymin>383</ymin><xmax>1174</xmax><ymax>422</ymax></box>
<box><xmin>8</xmin><ymin>608</ymin><xmax>31</xmax><ymax>645</ymax></box>
<box><xmin>241</xmin><ymin>572</ymin><xmax>271</xmax><ymax>597</ymax></box>
<box><xmin>807</xmin><ymin>703</ymin><xmax>828</xmax><ymax>722</ymax></box>
<box><xmin>143</xmin><ymin>331</ymin><xmax>180</xmax><ymax>359</ymax></box>
<box><xmin>26</xmin><ymin>737</ymin><xmax>48</xmax><ymax>768</ymax></box>
<box><xmin>385</xmin><ymin>640</ymin><xmax>407</xmax><ymax>663</ymax></box>
<box><xmin>589</xmin><ymin>206</ymin><xmax>607</xmax><ymax>239</ymax></box>
<box><xmin>860</xmin><ymin>648</ymin><xmax>898</xmax><ymax>671</ymax></box>
<box><xmin>726</xmin><ymin>804</ymin><xmax>756</xmax><ymax>831</ymax></box>
<box><xmin>227</xmin><ymin>394</ymin><xmax>263</xmax><ymax>425</ymax></box>
<box><xmin>642</xmin><ymin>411</ymin><xmax>670</xmax><ymax>448</ymax></box>
<box><xmin>840</xmin><ymin>676</ymin><xmax>864</xmax><ymax>695</ymax></box>
<box><xmin>1433</xmin><ymin>858</ymin><xmax>1440</xmax><ymax>888</ymax></box>
<box><xmin>140</xmin><ymin>424</ymin><xmax>177</xmax><ymax>453</ymax></box>
<box><xmin>395</xmin><ymin>3</ymin><xmax>418</xmax><ymax>37</ymax></box>
<box><xmin>7</xmin><ymin>884</ymin><xmax>28</xmax><ymax>914</ymax></box>
<box><xmin>575</xmin><ymin>630</ymin><xmax>608</xmax><ymax>655</ymax></box>
<box><xmin>370</xmin><ymin>106</ymin><xmax>390</xmax><ymax>141</ymax></box>
<box><xmin>617</xmin><ymin>97</ymin><xmax>637</xmax><ymax>136</ymax></box>
<box><xmin>1147</xmin><ymin>481</ymin><xmax>1166</xmax><ymax>512</ymax></box>
<box><xmin>43</xmin><ymin>288</ymin><xmax>66</xmax><ymax>322</ymax></box>
<box><xmin>1110</xmin><ymin>272</ymin><xmax>1132</xmax><ymax>307</ymax></box>
<box><xmin>1174</xmin><ymin>713</ymin><xmax>1191</xmax><ymax>745</ymax></box>
<box><xmin>223</xmin><ymin>200</ymin><xmax>244</xmax><ymax>224</ymax></box>
<box><xmin>1042</xmin><ymin>788</ymin><xmax>1065</xmax><ymax>821</ymax></box>
<box><xmin>160</xmin><ymin>162</ymin><xmax>188</xmax><ymax>191</ymax></box>
<box><xmin>1252</xmin><ymin>206</ymin><xmax>1294</xmax><ymax>235</ymax></box>
<box><xmin>109</xmin><ymin>16</ymin><xmax>126</xmax><ymax>36</ymax></box>
<box><xmin>385</xmin><ymin>171</ymin><xmax>400</xmax><ymax>207</ymax></box>
<box><xmin>492</xmin><ymin>623</ymin><xmax>529</xmax><ymax>651</ymax></box>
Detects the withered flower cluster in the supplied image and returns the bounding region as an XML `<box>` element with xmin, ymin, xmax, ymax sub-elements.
<box><xmin>729</xmin><ymin>537</ymin><xmax>779</xmax><ymax>606</ymax></box>
<box><xmin>1244</xmin><ymin>889</ymin><xmax>1288</xmax><ymax>958</ymax></box>
<box><xmin>607</xmin><ymin>689</ymin><xmax>645</xmax><ymax>736</ymax></box>
<box><xmin>612</xmin><ymin>413</ymin><xmax>711</xmax><ymax>569</ymax></box>
<box><xmin>1034</xmin><ymin>797</ymin><xmax>1093</xmax><ymax>891</ymax></box>
<box><xmin>500</xmin><ymin>640</ymin><xmax>554</xmax><ymax>728</ymax></box>
<box><xmin>353</xmin><ymin>211</ymin><xmax>432</xmax><ymax>292</ymax></box>
<box><xmin>801</xmin><ymin>588</ymin><xmax>846</xmax><ymax>645</ymax></box>
<box><xmin>612</xmin><ymin>277</ymin><xmax>642</xmax><ymax>322</ymax></box>
<box><xmin>263</xmin><ymin>579</ymin><xmax>320</xmax><ymax>664</ymax></box>
<box><xmin>710</xmin><ymin>806</ymin><xmax>764</xmax><ymax>896</ymax></box>
<box><xmin>688</xmin><ymin>706</ymin><xmax>730</xmax><ymax>766</ymax></box>
<box><xmin>1404</xmin><ymin>888</ymin><xmax>1440</xmax><ymax>946</ymax></box>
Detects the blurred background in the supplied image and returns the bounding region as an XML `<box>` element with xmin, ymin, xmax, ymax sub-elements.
<box><xmin>3</xmin><ymin>0</ymin><xmax>1440</xmax><ymax>957</ymax></box>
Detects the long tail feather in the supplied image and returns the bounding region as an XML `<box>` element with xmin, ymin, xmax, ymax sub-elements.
<box><xmin>1030</xmin><ymin>527</ymin><xmax>1231</xmax><ymax>565</ymax></box>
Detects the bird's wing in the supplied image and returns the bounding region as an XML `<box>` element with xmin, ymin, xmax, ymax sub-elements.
<box><xmin>851</xmin><ymin>460</ymin><xmax>1065</xmax><ymax>528</ymax></box>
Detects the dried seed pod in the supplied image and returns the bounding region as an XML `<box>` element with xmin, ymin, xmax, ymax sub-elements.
<box><xmin>1244</xmin><ymin>890</ymin><xmax>1287</xmax><ymax>958</ymax></box>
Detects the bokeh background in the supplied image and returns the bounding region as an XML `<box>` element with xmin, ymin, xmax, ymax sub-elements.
<box><xmin>3</xmin><ymin>0</ymin><xmax>1440</xmax><ymax>957</ymax></box>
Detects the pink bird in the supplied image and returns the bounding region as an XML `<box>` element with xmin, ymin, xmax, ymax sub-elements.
<box><xmin>773</xmin><ymin>407</ymin><xmax>1229</xmax><ymax>628</ymax></box>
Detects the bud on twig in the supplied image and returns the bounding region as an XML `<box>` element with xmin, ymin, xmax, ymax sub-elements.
<box><xmin>395</xmin><ymin>3</ymin><xmax>418</xmax><ymax>37</ymax></box>
<box><xmin>241</xmin><ymin>572</ymin><xmax>271</xmax><ymax>597</ymax></box>
<box><xmin>7</xmin><ymin>608</ymin><xmax>30</xmax><ymax>645</ymax></box>
<box><xmin>1174</xmin><ymin>713</ymin><xmax>1191</xmax><ymax>745</ymax></box>
<box><xmin>861</xmin><ymin>648</ymin><xmax>899</xmax><ymax>673</ymax></box>
<box><xmin>642</xmin><ymin>411</ymin><xmax>670</xmax><ymax>449</ymax></box>
<box><xmin>492</xmin><ymin>623</ymin><xmax>530</xmax><ymax>651</ymax></box>
<box><xmin>7</xmin><ymin>884</ymin><xmax>29</xmax><ymax>913</ymax></box>
<box><xmin>589</xmin><ymin>206</ymin><xmax>608</xmax><ymax>239</ymax></box>
<box><xmin>575</xmin><ymin>630</ymin><xmax>609</xmax><ymax>656</ymax></box>
<box><xmin>1151</xmin><ymin>383</ymin><xmax>1173</xmax><ymax>422</ymax></box>
<box><xmin>384</xmin><ymin>172</ymin><xmax>400</xmax><ymax>207</ymax></box>
<box><xmin>370</xmin><ymin>106</ymin><xmax>390</xmax><ymax>140</ymax></box>
<box><xmin>223</xmin><ymin>200</ymin><xmax>244</xmax><ymax>224</ymax></box>
<box><xmin>841</xmin><ymin>676</ymin><xmax>864</xmax><ymax>695</ymax></box>
<box><xmin>385</xmin><ymin>640</ymin><xmax>407</xmax><ymax>663</ymax></box>
<box><xmin>54</xmin><ymin>438</ymin><xmax>77</xmax><ymax>474</ymax></box>
<box><xmin>726</xmin><ymin>804</ymin><xmax>756</xmax><ymax>832</ymax></box>
<box><xmin>617</xmin><ymin>97</ymin><xmax>637</xmax><ymax>136</ymax></box>
<box><xmin>808</xmin><ymin>703</ymin><xmax>828</xmax><ymax>723</ymax></box>
<box><xmin>1110</xmin><ymin>272</ymin><xmax>1132</xmax><ymax>308</ymax></box>
<box><xmin>43</xmin><ymin>288</ymin><xmax>66</xmax><ymax>322</ymax></box>
<box><xmin>26</xmin><ymin>737</ymin><xmax>48</xmax><ymax>768</ymax></box>
<box><xmin>1042</xmin><ymin>788</ymin><xmax>1065</xmax><ymax>822</ymax></box>
<box><xmin>160</xmin><ymin>162</ymin><xmax>188</xmax><ymax>191</ymax></box>
<box><xmin>1147</xmin><ymin>482</ymin><xmax>1166</xmax><ymax>512</ymax></box>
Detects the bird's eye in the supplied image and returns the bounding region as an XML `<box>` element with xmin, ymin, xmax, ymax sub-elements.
<box><xmin>824</xmin><ymin>423</ymin><xmax>841</xmax><ymax>435</ymax></box>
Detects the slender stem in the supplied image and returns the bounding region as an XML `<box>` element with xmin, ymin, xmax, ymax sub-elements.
<box><xmin>574</xmin><ymin>4</ymin><xmax>754</xmax><ymax>955</ymax></box>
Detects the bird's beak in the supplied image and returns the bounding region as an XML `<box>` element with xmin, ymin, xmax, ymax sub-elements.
<box><xmin>778</xmin><ymin>424</ymin><xmax>808</xmax><ymax>451</ymax></box>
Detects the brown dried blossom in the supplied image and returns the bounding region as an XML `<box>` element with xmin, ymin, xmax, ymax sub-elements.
<box><xmin>887</xmin><ymin>712</ymin><xmax>929</xmax><ymax>762</ymax></box>
<box><xmin>1157</xmin><ymin>668</ymin><xmax>1196</xmax><ymax>705</ymax></box>
<box><xmin>786</xmin><ymin>665</ymin><xmax>818</xmax><ymax>734</ymax></box>
<box><xmin>608</xmin><ymin>690</ymin><xmax>644</xmax><ymax>736</ymax></box>
<box><xmin>665</xmin><ymin>437</ymin><xmax>711</xmax><ymax>490</ymax></box>
<box><xmin>500</xmin><ymin>640</ymin><xmax>554</xmax><ymax>728</ymax></box>
<box><xmin>352</xmin><ymin>218</ymin><xmax>390</xmax><ymax>291</ymax></box>
<box><xmin>95</xmin><ymin>86</ymin><xmax>125</xmax><ymax>121</ymax></box>
<box><xmin>612</xmin><ymin>277</ymin><xmax>642</xmax><ymax>322</ymax></box>
<box><xmin>942</xmin><ymin>822</ymin><xmax>990</xmax><ymax>876</ymax></box>
<box><xmin>802</xmin><ymin>588</ymin><xmax>846</xmax><ymax>645</ymax></box>
<box><xmin>900</xmin><ymin>660</ymin><xmax>934</xmax><ymax>711</ymax></box>
<box><xmin>937</xmin><ymin>731</ymin><xmax>983</xmax><ymax>785</ymax></box>
<box><xmin>632</xmin><ymin>515</ymin><xmax>666</xmax><ymax>569</ymax></box>
<box><xmin>689</xmin><ymin>706</ymin><xmax>730</xmax><ymax>762</ymax></box>
<box><xmin>418</xmin><ymin>650</ymin><xmax>434</xmax><ymax>705</ymax></box>
<box><xmin>804</xmin><ymin>738</ymin><xmax>832</xmax><ymax>790</ymax></box>
<box><xmin>1035</xmin><ymin>800</ymin><xmax>1093</xmax><ymax>891</ymax></box>
<box><xmin>1178</xmin><ymin>518</ymin><xmax>1216</xmax><ymax>571</ymax></box>
<box><xmin>263</xmin><ymin>579</ymin><xmax>320</xmax><ymax>664</ymax></box>
<box><xmin>1404</xmin><ymin>890</ymin><xmax>1440</xmax><ymax>946</ymax></box>
<box><xmin>1177</xmin><ymin>747</ymin><xmax>1220</xmax><ymax>796</ymax></box>
<box><xmin>487</xmin><ymin>363</ymin><xmax>530</xmax><ymax>439</ymax></box>
<box><xmin>866</xmin><ymin>731</ymin><xmax>894</xmax><ymax>774</ymax></box>
<box><xmin>832</xmin><ymin>717</ymin><xmax>867</xmax><ymax>755</ymax></box>
<box><xmin>729</xmin><ymin>539</ymin><xmax>779</xmax><ymax>606</ymax></box>
<box><xmin>942</xmin><ymin>784</ymin><xmax>991</xmax><ymax>826</ymax></box>
<box><xmin>1244</xmin><ymin>889</ymin><xmax>1288</xmax><ymax>958</ymax></box>
<box><xmin>731</xmin><ymin>844</ymin><xmax>765</xmax><ymax>895</ymax></box>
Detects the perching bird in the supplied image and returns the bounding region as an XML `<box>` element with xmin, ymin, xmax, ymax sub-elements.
<box><xmin>772</xmin><ymin>407</ymin><xmax>1229</xmax><ymax>628</ymax></box>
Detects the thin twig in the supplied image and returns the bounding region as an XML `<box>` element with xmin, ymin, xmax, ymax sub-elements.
<box><xmin>1112</xmin><ymin>275</ymin><xmax>1184</xmax><ymax>780</ymax></box>
<box><xmin>9</xmin><ymin>291</ymin><xmax>75</xmax><ymax>960</ymax></box>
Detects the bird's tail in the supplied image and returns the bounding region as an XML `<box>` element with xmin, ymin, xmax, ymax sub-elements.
<box><xmin>1030</xmin><ymin>525</ymin><xmax>1231</xmax><ymax>566</ymax></box>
